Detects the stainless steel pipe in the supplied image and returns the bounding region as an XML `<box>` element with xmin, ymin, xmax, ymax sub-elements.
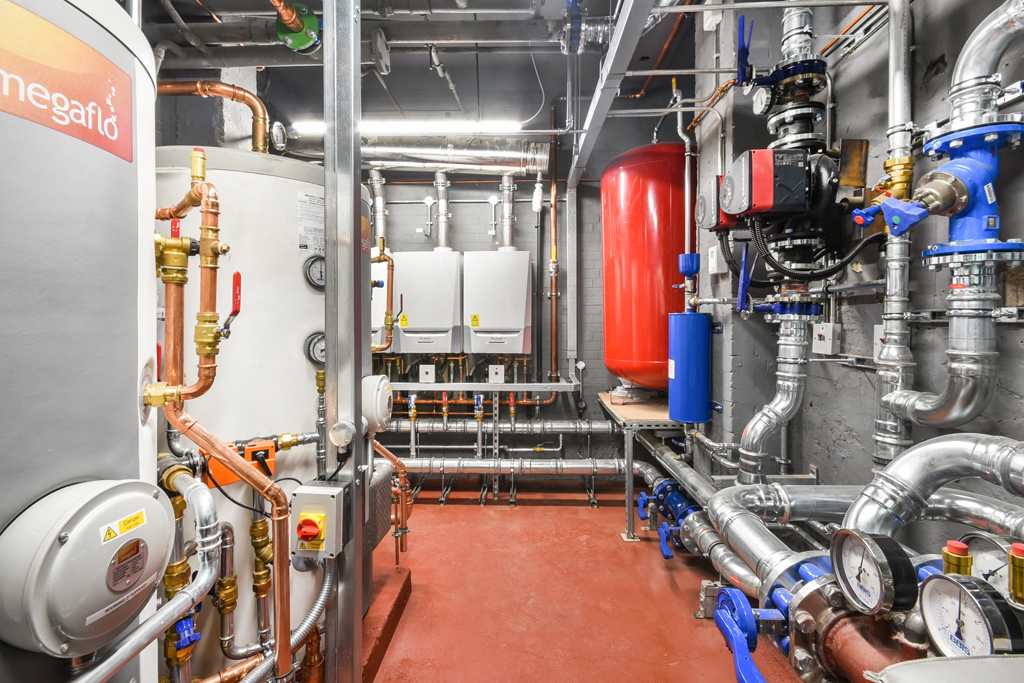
<box><xmin>399</xmin><ymin>456</ymin><xmax>648</xmax><ymax>479</ymax></box>
<box><xmin>434</xmin><ymin>171</ymin><xmax>451</xmax><ymax>248</ymax></box>
<box><xmin>844</xmin><ymin>433</ymin><xmax>1024</xmax><ymax>535</ymax></box>
<box><xmin>683</xmin><ymin>512</ymin><xmax>762</xmax><ymax>597</ymax></box>
<box><xmin>951</xmin><ymin>0</ymin><xmax>1024</xmax><ymax>92</ymax></box>
<box><xmin>738</xmin><ymin>321</ymin><xmax>810</xmax><ymax>484</ymax></box>
<box><xmin>635</xmin><ymin>431</ymin><xmax>718</xmax><ymax>505</ymax></box>
<box><xmin>386</xmin><ymin>418</ymin><xmax>619</xmax><ymax>434</ymax></box>
<box><xmin>499</xmin><ymin>174</ymin><xmax>515</xmax><ymax>248</ymax></box>
<box><xmin>369</xmin><ymin>169</ymin><xmax>387</xmax><ymax>244</ymax></box>
<box><xmin>923</xmin><ymin>489</ymin><xmax>1024</xmax><ymax>539</ymax></box>
<box><xmin>883</xmin><ymin>263</ymin><xmax>999</xmax><ymax>427</ymax></box>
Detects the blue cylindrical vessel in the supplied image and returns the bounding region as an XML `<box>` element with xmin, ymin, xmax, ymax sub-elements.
<box><xmin>668</xmin><ymin>311</ymin><xmax>712</xmax><ymax>423</ymax></box>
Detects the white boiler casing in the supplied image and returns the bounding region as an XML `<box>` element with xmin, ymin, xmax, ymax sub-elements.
<box><xmin>393</xmin><ymin>248</ymin><xmax>463</xmax><ymax>353</ymax></box>
<box><xmin>463</xmin><ymin>249</ymin><xmax>533</xmax><ymax>354</ymax></box>
<box><xmin>156</xmin><ymin>146</ymin><xmax>326</xmax><ymax>671</ymax></box>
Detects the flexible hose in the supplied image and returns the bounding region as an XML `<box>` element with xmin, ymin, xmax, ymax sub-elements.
<box><xmin>752</xmin><ymin>220</ymin><xmax>885</xmax><ymax>282</ymax></box>
<box><xmin>718</xmin><ymin>232</ymin><xmax>772</xmax><ymax>288</ymax></box>
<box><xmin>238</xmin><ymin>561</ymin><xmax>336</xmax><ymax>683</ymax></box>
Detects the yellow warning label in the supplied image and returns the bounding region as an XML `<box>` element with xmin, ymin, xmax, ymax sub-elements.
<box><xmin>118</xmin><ymin>510</ymin><xmax>146</xmax><ymax>535</ymax></box>
<box><xmin>102</xmin><ymin>527</ymin><xmax>118</xmax><ymax>543</ymax></box>
<box><xmin>470</xmin><ymin>313</ymin><xmax>480</xmax><ymax>328</ymax></box>
<box><xmin>299</xmin><ymin>540</ymin><xmax>325</xmax><ymax>551</ymax></box>
<box><xmin>399</xmin><ymin>313</ymin><xmax>409</xmax><ymax>329</ymax></box>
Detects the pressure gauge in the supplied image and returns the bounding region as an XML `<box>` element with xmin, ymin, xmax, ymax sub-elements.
<box><xmin>752</xmin><ymin>87</ymin><xmax>774</xmax><ymax>117</ymax></box>
<box><xmin>962</xmin><ymin>532</ymin><xmax>1013</xmax><ymax>597</ymax></box>
<box><xmin>303</xmin><ymin>331</ymin><xmax>327</xmax><ymax>367</ymax></box>
<box><xmin>831</xmin><ymin>528</ymin><xmax>918</xmax><ymax>614</ymax></box>
<box><xmin>920</xmin><ymin>574</ymin><xmax>1024</xmax><ymax>657</ymax></box>
<box><xmin>303</xmin><ymin>254</ymin><xmax>327</xmax><ymax>291</ymax></box>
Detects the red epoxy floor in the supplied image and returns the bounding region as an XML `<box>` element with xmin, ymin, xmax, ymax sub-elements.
<box><xmin>374</xmin><ymin>489</ymin><xmax>799</xmax><ymax>682</ymax></box>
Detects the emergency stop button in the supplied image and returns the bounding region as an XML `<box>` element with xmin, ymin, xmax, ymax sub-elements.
<box><xmin>296</xmin><ymin>514</ymin><xmax>324</xmax><ymax>541</ymax></box>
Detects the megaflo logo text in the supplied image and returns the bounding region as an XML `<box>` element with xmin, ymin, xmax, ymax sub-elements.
<box><xmin>0</xmin><ymin>0</ymin><xmax>133</xmax><ymax>162</ymax></box>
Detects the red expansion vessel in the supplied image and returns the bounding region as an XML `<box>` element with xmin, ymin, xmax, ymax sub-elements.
<box><xmin>600</xmin><ymin>144</ymin><xmax>688</xmax><ymax>390</ymax></box>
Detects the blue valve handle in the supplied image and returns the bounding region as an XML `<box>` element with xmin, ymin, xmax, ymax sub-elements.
<box><xmin>852</xmin><ymin>198</ymin><xmax>930</xmax><ymax>236</ymax></box>
<box><xmin>851</xmin><ymin>204</ymin><xmax>882</xmax><ymax>228</ymax></box>
<box><xmin>637</xmin><ymin>491</ymin><xmax>650</xmax><ymax>520</ymax></box>
<box><xmin>174</xmin><ymin>615</ymin><xmax>201</xmax><ymax>650</ymax></box>
<box><xmin>714</xmin><ymin>588</ymin><xmax>766</xmax><ymax>683</ymax></box>
<box><xmin>736</xmin><ymin>242</ymin><xmax>751</xmax><ymax>313</ymax></box>
<box><xmin>736</xmin><ymin>16</ymin><xmax>754</xmax><ymax>85</ymax></box>
<box><xmin>657</xmin><ymin>521</ymin><xmax>676</xmax><ymax>560</ymax></box>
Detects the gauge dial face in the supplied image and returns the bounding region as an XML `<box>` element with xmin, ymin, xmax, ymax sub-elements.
<box><xmin>752</xmin><ymin>87</ymin><xmax>773</xmax><ymax>116</ymax></box>
<box><xmin>304</xmin><ymin>331</ymin><xmax>327</xmax><ymax>367</ymax></box>
<box><xmin>836</xmin><ymin>532</ymin><xmax>886</xmax><ymax>612</ymax></box>
<box><xmin>963</xmin><ymin>533</ymin><xmax>1011</xmax><ymax>596</ymax></box>
<box><xmin>303</xmin><ymin>254</ymin><xmax>327</xmax><ymax>291</ymax></box>
<box><xmin>921</xmin><ymin>575</ymin><xmax>994</xmax><ymax>657</ymax></box>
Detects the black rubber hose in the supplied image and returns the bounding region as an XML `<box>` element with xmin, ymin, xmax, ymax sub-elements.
<box><xmin>752</xmin><ymin>222</ymin><xmax>885</xmax><ymax>282</ymax></box>
<box><xmin>718</xmin><ymin>232</ymin><xmax>772</xmax><ymax>288</ymax></box>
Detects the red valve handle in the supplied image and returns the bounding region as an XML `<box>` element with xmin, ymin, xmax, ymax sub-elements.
<box><xmin>231</xmin><ymin>271</ymin><xmax>242</xmax><ymax>317</ymax></box>
<box><xmin>170</xmin><ymin>219</ymin><xmax>181</xmax><ymax>238</ymax></box>
<box><xmin>156</xmin><ymin>343</ymin><xmax>163</xmax><ymax>381</ymax></box>
<box><xmin>296</xmin><ymin>518</ymin><xmax>321</xmax><ymax>541</ymax></box>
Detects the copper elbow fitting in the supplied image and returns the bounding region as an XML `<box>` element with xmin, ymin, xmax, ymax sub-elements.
<box><xmin>296</xmin><ymin>628</ymin><xmax>324</xmax><ymax>683</ymax></box>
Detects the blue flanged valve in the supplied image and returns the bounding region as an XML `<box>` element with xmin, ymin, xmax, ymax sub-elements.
<box><xmin>714</xmin><ymin>588</ymin><xmax>765</xmax><ymax>683</ymax></box>
<box><xmin>637</xmin><ymin>491</ymin><xmax>650</xmax><ymax>520</ymax></box>
<box><xmin>174</xmin><ymin>614</ymin><xmax>201</xmax><ymax>651</ymax></box>
<box><xmin>657</xmin><ymin>521</ymin><xmax>680</xmax><ymax>560</ymax></box>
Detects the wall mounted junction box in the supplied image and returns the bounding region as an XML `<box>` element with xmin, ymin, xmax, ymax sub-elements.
<box><xmin>290</xmin><ymin>482</ymin><xmax>346</xmax><ymax>560</ymax></box>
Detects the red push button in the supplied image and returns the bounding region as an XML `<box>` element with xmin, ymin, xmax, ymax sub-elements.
<box><xmin>945</xmin><ymin>539</ymin><xmax>969</xmax><ymax>556</ymax></box>
<box><xmin>296</xmin><ymin>518</ymin><xmax>321</xmax><ymax>541</ymax></box>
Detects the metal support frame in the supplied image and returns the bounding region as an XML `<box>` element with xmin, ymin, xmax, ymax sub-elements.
<box><xmin>622</xmin><ymin>427</ymin><xmax>639</xmax><ymax>541</ymax></box>
<box><xmin>566</xmin><ymin>0</ymin><xmax>659</xmax><ymax>188</ymax></box>
<box><xmin>565</xmin><ymin>186</ymin><xmax>579</xmax><ymax>368</ymax></box>
<box><xmin>322</xmin><ymin>0</ymin><xmax>365</xmax><ymax>681</ymax></box>
<box><xmin>652</xmin><ymin>0</ymin><xmax>888</xmax><ymax>13</ymax></box>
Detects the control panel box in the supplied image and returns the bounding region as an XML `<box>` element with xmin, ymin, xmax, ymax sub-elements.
<box><xmin>393</xmin><ymin>248</ymin><xmax>463</xmax><ymax>353</ymax></box>
<box><xmin>290</xmin><ymin>482</ymin><xmax>346</xmax><ymax>560</ymax></box>
<box><xmin>812</xmin><ymin>322</ymin><xmax>842</xmax><ymax>355</ymax></box>
<box><xmin>463</xmin><ymin>249</ymin><xmax>533</xmax><ymax>354</ymax></box>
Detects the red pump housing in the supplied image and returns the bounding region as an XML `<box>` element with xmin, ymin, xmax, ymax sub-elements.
<box><xmin>600</xmin><ymin>144</ymin><xmax>688</xmax><ymax>390</ymax></box>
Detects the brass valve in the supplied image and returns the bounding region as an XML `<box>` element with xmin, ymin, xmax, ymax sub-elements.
<box><xmin>316</xmin><ymin>369</ymin><xmax>326</xmax><ymax>394</ymax></box>
<box><xmin>194</xmin><ymin>311</ymin><xmax>222</xmax><ymax>357</ymax></box>
<box><xmin>191</xmin><ymin>147</ymin><xmax>207</xmax><ymax>183</ymax></box>
<box><xmin>942</xmin><ymin>539</ymin><xmax>973</xmax><ymax>575</ymax></box>
<box><xmin>883</xmin><ymin>156</ymin><xmax>915</xmax><ymax>201</ymax></box>
<box><xmin>278</xmin><ymin>432</ymin><xmax>301</xmax><ymax>451</ymax></box>
<box><xmin>250</xmin><ymin>517</ymin><xmax>274</xmax><ymax>599</ymax></box>
<box><xmin>213</xmin><ymin>575</ymin><xmax>239</xmax><ymax>615</ymax></box>
<box><xmin>1010</xmin><ymin>543</ymin><xmax>1024</xmax><ymax>605</ymax></box>
<box><xmin>162</xmin><ymin>558</ymin><xmax>191</xmax><ymax>599</ymax></box>
<box><xmin>143</xmin><ymin>382</ymin><xmax>182</xmax><ymax>407</ymax></box>
<box><xmin>153</xmin><ymin>234</ymin><xmax>192</xmax><ymax>284</ymax></box>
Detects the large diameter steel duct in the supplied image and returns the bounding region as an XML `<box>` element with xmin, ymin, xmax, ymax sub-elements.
<box><xmin>883</xmin><ymin>263</ymin><xmax>999</xmax><ymax>427</ymax></box>
<box><xmin>362</xmin><ymin>141</ymin><xmax>549</xmax><ymax>175</ymax></box>
<box><xmin>738</xmin><ymin>321</ymin><xmax>810</xmax><ymax>484</ymax></box>
<box><xmin>386</xmin><ymin>418</ymin><xmax>618</xmax><ymax>434</ymax></box>
<box><xmin>844</xmin><ymin>433</ymin><xmax>1024</xmax><ymax>536</ymax></box>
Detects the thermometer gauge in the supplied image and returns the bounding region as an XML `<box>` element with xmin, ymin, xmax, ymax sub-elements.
<box><xmin>962</xmin><ymin>532</ymin><xmax>1013</xmax><ymax>597</ymax></box>
<box><xmin>303</xmin><ymin>254</ymin><xmax>327</xmax><ymax>291</ymax></box>
<box><xmin>303</xmin><ymin>331</ymin><xmax>327</xmax><ymax>367</ymax></box>
<box><xmin>831</xmin><ymin>528</ymin><xmax>918</xmax><ymax>614</ymax></box>
<box><xmin>920</xmin><ymin>573</ymin><xmax>1024</xmax><ymax>657</ymax></box>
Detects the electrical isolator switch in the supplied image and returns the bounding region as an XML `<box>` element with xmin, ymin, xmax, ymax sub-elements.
<box><xmin>419</xmin><ymin>364</ymin><xmax>436</xmax><ymax>383</ymax></box>
<box><xmin>290</xmin><ymin>483</ymin><xmax>345</xmax><ymax>560</ymax></box>
<box><xmin>812</xmin><ymin>323</ymin><xmax>842</xmax><ymax>355</ymax></box>
<box><xmin>488</xmin><ymin>365</ymin><xmax>506</xmax><ymax>383</ymax></box>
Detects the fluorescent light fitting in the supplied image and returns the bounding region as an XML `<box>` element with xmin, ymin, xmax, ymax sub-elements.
<box><xmin>360</xmin><ymin>119</ymin><xmax>523</xmax><ymax>136</ymax></box>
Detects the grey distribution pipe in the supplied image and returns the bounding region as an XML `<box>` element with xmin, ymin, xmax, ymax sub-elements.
<box><xmin>883</xmin><ymin>263</ymin><xmax>999</xmax><ymax>427</ymax></box>
<box><xmin>217</xmin><ymin>523</ymin><xmax>263</xmax><ymax>660</ymax></box>
<box><xmin>675</xmin><ymin>91</ymin><xmax>699</xmax><ymax>310</ymax></box>
<box><xmin>434</xmin><ymin>171</ymin><xmax>451</xmax><ymax>248</ymax></box>
<box><xmin>238</xmin><ymin>561</ymin><xmax>337</xmax><ymax>683</ymax></box>
<box><xmin>738</xmin><ymin>320</ymin><xmax>810</xmax><ymax>484</ymax></box>
<box><xmin>399</xmin><ymin>457</ymin><xmax>647</xmax><ymax>478</ymax></box>
<box><xmin>923</xmin><ymin>489</ymin><xmax>1024</xmax><ymax>539</ymax></box>
<box><xmin>844</xmin><ymin>433</ymin><xmax>1024</xmax><ymax>536</ymax></box>
<box><xmin>689</xmin><ymin>429</ymin><xmax>741</xmax><ymax>471</ymax></box>
<box><xmin>73</xmin><ymin>471</ymin><xmax>221</xmax><ymax>683</ymax></box>
<box><xmin>635</xmin><ymin>431</ymin><xmax>718</xmax><ymax>505</ymax></box>
<box><xmin>362</xmin><ymin>141</ymin><xmax>549</xmax><ymax>176</ymax></box>
<box><xmin>706</xmin><ymin>487</ymin><xmax>798</xmax><ymax>587</ymax></box>
<box><xmin>499</xmin><ymin>174</ymin><xmax>516</xmax><ymax>247</ymax></box>
<box><xmin>949</xmin><ymin>0</ymin><xmax>1024</xmax><ymax>127</ymax></box>
<box><xmin>683</xmin><ymin>512</ymin><xmax>762</xmax><ymax>597</ymax></box>
<box><xmin>387</xmin><ymin>418</ymin><xmax>619</xmax><ymax>434</ymax></box>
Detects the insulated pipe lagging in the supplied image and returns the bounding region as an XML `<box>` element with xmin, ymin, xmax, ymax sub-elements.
<box><xmin>434</xmin><ymin>171</ymin><xmax>451</xmax><ymax>248</ymax></box>
<box><xmin>843</xmin><ymin>433</ymin><xmax>1024</xmax><ymax>536</ymax></box>
<box><xmin>499</xmin><ymin>174</ymin><xmax>515</xmax><ymax>248</ymax></box>
<box><xmin>238</xmin><ymin>561</ymin><xmax>336</xmax><ymax>683</ymax></box>
<box><xmin>738</xmin><ymin>320</ymin><xmax>810</xmax><ymax>484</ymax></box>
<box><xmin>882</xmin><ymin>264</ymin><xmax>1000</xmax><ymax>427</ymax></box>
<box><xmin>369</xmin><ymin>170</ymin><xmax>387</xmax><ymax>244</ymax></box>
<box><xmin>362</xmin><ymin>142</ymin><xmax>549</xmax><ymax>176</ymax></box>
<box><xmin>73</xmin><ymin>472</ymin><xmax>221</xmax><ymax>683</ymax></box>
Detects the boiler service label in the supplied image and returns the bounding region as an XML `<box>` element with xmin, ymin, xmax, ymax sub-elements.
<box><xmin>0</xmin><ymin>0</ymin><xmax>134</xmax><ymax>161</ymax></box>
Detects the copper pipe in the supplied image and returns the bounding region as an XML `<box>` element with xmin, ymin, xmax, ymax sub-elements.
<box><xmin>623</xmin><ymin>14</ymin><xmax>686</xmax><ymax>100</ymax></box>
<box><xmin>822</xmin><ymin>615</ymin><xmax>920</xmax><ymax>681</ymax></box>
<box><xmin>270</xmin><ymin>0</ymin><xmax>304</xmax><ymax>32</ymax></box>
<box><xmin>371</xmin><ymin>250</ymin><xmax>395</xmax><ymax>353</ymax></box>
<box><xmin>157</xmin><ymin>80</ymin><xmax>269</xmax><ymax>153</ymax></box>
<box><xmin>688</xmin><ymin>79</ymin><xmax>735</xmax><ymax>133</ymax></box>
<box><xmin>296</xmin><ymin>627</ymin><xmax>324</xmax><ymax>683</ymax></box>
<box><xmin>820</xmin><ymin>5</ymin><xmax>875</xmax><ymax>57</ymax></box>
<box><xmin>373</xmin><ymin>440</ymin><xmax>411</xmax><ymax>556</ymax></box>
<box><xmin>194</xmin><ymin>656</ymin><xmax>264</xmax><ymax>683</ymax></box>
